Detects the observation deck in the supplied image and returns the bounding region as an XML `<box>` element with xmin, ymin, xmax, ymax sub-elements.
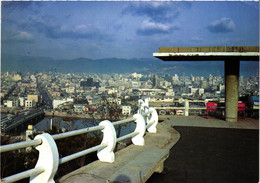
<box><xmin>0</xmin><ymin>99</ymin><xmax>180</xmax><ymax>183</ymax></box>
<box><xmin>1</xmin><ymin>98</ymin><xmax>258</xmax><ymax>182</ymax></box>
<box><xmin>153</xmin><ymin>46</ymin><xmax>259</xmax><ymax>122</ymax></box>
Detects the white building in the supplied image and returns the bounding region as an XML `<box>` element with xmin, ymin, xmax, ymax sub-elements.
<box><xmin>13</xmin><ymin>74</ymin><xmax>22</xmax><ymax>81</ymax></box>
<box><xmin>19</xmin><ymin>97</ymin><xmax>25</xmax><ymax>106</ymax></box>
<box><xmin>166</xmin><ymin>91</ymin><xmax>175</xmax><ymax>96</ymax></box>
<box><xmin>30</xmin><ymin>75</ymin><xmax>37</xmax><ymax>83</ymax></box>
<box><xmin>0</xmin><ymin>93</ymin><xmax>5</xmax><ymax>98</ymax></box>
<box><xmin>131</xmin><ymin>81</ymin><xmax>141</xmax><ymax>88</ymax></box>
<box><xmin>86</xmin><ymin>96</ymin><xmax>93</xmax><ymax>105</ymax></box>
<box><xmin>107</xmin><ymin>98</ymin><xmax>121</xmax><ymax>105</ymax></box>
<box><xmin>199</xmin><ymin>88</ymin><xmax>205</xmax><ymax>96</ymax></box>
<box><xmin>172</xmin><ymin>74</ymin><xmax>179</xmax><ymax>84</ymax></box>
<box><xmin>190</xmin><ymin>88</ymin><xmax>198</xmax><ymax>94</ymax></box>
<box><xmin>53</xmin><ymin>98</ymin><xmax>74</xmax><ymax>109</ymax></box>
<box><xmin>132</xmin><ymin>73</ymin><xmax>143</xmax><ymax>80</ymax></box>
<box><xmin>7</xmin><ymin>100</ymin><xmax>19</xmax><ymax>108</ymax></box>
<box><xmin>108</xmin><ymin>88</ymin><xmax>118</xmax><ymax>94</ymax></box>
<box><xmin>66</xmin><ymin>87</ymin><xmax>75</xmax><ymax>94</ymax></box>
<box><xmin>122</xmin><ymin>106</ymin><xmax>131</xmax><ymax>115</ymax></box>
<box><xmin>25</xmin><ymin>100</ymin><xmax>36</xmax><ymax>108</ymax></box>
<box><xmin>219</xmin><ymin>84</ymin><xmax>225</xmax><ymax>92</ymax></box>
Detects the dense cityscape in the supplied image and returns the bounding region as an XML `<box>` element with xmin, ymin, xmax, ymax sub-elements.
<box><xmin>1</xmin><ymin>70</ymin><xmax>259</xmax><ymax>133</ymax></box>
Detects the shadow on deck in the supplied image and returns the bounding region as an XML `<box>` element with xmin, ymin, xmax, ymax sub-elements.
<box><xmin>148</xmin><ymin>116</ymin><xmax>259</xmax><ymax>183</ymax></box>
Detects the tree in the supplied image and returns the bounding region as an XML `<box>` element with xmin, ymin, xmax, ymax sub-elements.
<box><xmin>100</xmin><ymin>94</ymin><xmax>123</xmax><ymax>151</ymax></box>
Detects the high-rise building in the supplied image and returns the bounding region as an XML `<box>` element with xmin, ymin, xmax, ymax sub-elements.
<box><xmin>132</xmin><ymin>73</ymin><xmax>143</xmax><ymax>80</ymax></box>
<box><xmin>201</xmin><ymin>80</ymin><xmax>208</xmax><ymax>89</ymax></box>
<box><xmin>153</xmin><ymin>74</ymin><xmax>158</xmax><ymax>88</ymax></box>
<box><xmin>87</xmin><ymin>78</ymin><xmax>94</xmax><ymax>86</ymax></box>
<box><xmin>172</xmin><ymin>74</ymin><xmax>179</xmax><ymax>84</ymax></box>
<box><xmin>80</xmin><ymin>78</ymin><xmax>99</xmax><ymax>87</ymax></box>
<box><xmin>13</xmin><ymin>74</ymin><xmax>22</xmax><ymax>81</ymax></box>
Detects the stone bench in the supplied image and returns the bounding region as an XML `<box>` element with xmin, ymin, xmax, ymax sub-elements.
<box><xmin>58</xmin><ymin>122</ymin><xmax>180</xmax><ymax>183</ymax></box>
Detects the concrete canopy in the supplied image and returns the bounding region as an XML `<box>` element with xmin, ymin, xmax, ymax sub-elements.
<box><xmin>153</xmin><ymin>46</ymin><xmax>259</xmax><ymax>61</ymax></box>
<box><xmin>153</xmin><ymin>46</ymin><xmax>259</xmax><ymax>122</ymax></box>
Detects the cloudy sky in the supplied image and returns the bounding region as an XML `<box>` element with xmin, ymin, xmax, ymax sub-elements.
<box><xmin>2</xmin><ymin>1</ymin><xmax>259</xmax><ymax>59</ymax></box>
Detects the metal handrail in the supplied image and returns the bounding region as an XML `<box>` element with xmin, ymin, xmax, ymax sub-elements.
<box><xmin>0</xmin><ymin>107</ymin><xmax>152</xmax><ymax>154</ymax></box>
<box><xmin>117</xmin><ymin>131</ymin><xmax>139</xmax><ymax>142</ymax></box>
<box><xmin>142</xmin><ymin>109</ymin><xmax>153</xmax><ymax>117</ymax></box>
<box><xmin>113</xmin><ymin>116</ymin><xmax>137</xmax><ymax>126</ymax></box>
<box><xmin>52</xmin><ymin>125</ymin><xmax>104</xmax><ymax>140</ymax></box>
<box><xmin>59</xmin><ymin>143</ymin><xmax>108</xmax><ymax>164</ymax></box>
<box><xmin>0</xmin><ymin>99</ymin><xmax>158</xmax><ymax>183</ymax></box>
<box><xmin>1</xmin><ymin>167</ymin><xmax>45</xmax><ymax>183</ymax></box>
<box><xmin>0</xmin><ymin>139</ymin><xmax>42</xmax><ymax>153</ymax></box>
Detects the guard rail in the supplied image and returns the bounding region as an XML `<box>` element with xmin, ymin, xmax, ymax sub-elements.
<box><xmin>0</xmin><ymin>99</ymin><xmax>158</xmax><ymax>183</ymax></box>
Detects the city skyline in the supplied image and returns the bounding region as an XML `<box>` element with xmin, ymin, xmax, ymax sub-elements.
<box><xmin>2</xmin><ymin>1</ymin><xmax>259</xmax><ymax>60</ymax></box>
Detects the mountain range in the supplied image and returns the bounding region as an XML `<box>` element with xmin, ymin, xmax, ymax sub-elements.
<box><xmin>1</xmin><ymin>54</ymin><xmax>258</xmax><ymax>77</ymax></box>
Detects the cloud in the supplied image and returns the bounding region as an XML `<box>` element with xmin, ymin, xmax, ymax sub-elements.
<box><xmin>44</xmin><ymin>24</ymin><xmax>97</xmax><ymax>39</ymax></box>
<box><xmin>2</xmin><ymin>29</ymin><xmax>34</xmax><ymax>43</ymax></box>
<box><xmin>207</xmin><ymin>18</ymin><xmax>235</xmax><ymax>33</ymax></box>
<box><xmin>16</xmin><ymin>31</ymin><xmax>34</xmax><ymax>42</ymax></box>
<box><xmin>122</xmin><ymin>2</ymin><xmax>180</xmax><ymax>23</ymax></box>
<box><xmin>137</xmin><ymin>20</ymin><xmax>180</xmax><ymax>36</ymax></box>
<box><xmin>17</xmin><ymin>15</ymin><xmax>109</xmax><ymax>41</ymax></box>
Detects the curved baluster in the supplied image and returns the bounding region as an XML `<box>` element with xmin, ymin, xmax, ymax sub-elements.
<box><xmin>97</xmin><ymin>120</ymin><xmax>117</xmax><ymax>163</ymax></box>
<box><xmin>30</xmin><ymin>133</ymin><xmax>59</xmax><ymax>183</ymax></box>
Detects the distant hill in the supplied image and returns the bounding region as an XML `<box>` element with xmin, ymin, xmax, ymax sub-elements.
<box><xmin>1</xmin><ymin>54</ymin><xmax>258</xmax><ymax>77</ymax></box>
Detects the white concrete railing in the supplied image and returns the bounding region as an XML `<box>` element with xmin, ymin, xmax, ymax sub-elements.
<box><xmin>151</xmin><ymin>99</ymin><xmax>207</xmax><ymax>116</ymax></box>
<box><xmin>0</xmin><ymin>99</ymin><xmax>158</xmax><ymax>183</ymax></box>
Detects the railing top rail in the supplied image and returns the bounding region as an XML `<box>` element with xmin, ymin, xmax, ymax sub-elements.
<box><xmin>1</xmin><ymin>111</ymin><xmax>148</xmax><ymax>153</ymax></box>
<box><xmin>0</xmin><ymin>139</ymin><xmax>42</xmax><ymax>153</ymax></box>
<box><xmin>113</xmin><ymin>116</ymin><xmax>137</xmax><ymax>126</ymax></box>
<box><xmin>150</xmin><ymin>100</ymin><xmax>206</xmax><ymax>103</ymax></box>
<box><xmin>144</xmin><ymin>105</ymin><xmax>149</xmax><ymax>109</ymax></box>
<box><xmin>1</xmin><ymin>166</ymin><xmax>44</xmax><ymax>183</ymax></box>
<box><xmin>142</xmin><ymin>108</ymin><xmax>153</xmax><ymax>117</ymax></box>
<box><xmin>117</xmin><ymin>131</ymin><xmax>139</xmax><ymax>142</ymax></box>
<box><xmin>0</xmin><ymin>126</ymin><xmax>105</xmax><ymax>153</ymax></box>
<box><xmin>52</xmin><ymin>125</ymin><xmax>104</xmax><ymax>140</ymax></box>
<box><xmin>59</xmin><ymin>143</ymin><xmax>107</xmax><ymax>165</ymax></box>
<box><xmin>0</xmin><ymin>99</ymin><xmax>159</xmax><ymax>183</ymax></box>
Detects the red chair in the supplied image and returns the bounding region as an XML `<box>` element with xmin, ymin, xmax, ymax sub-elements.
<box><xmin>238</xmin><ymin>103</ymin><xmax>246</xmax><ymax>119</ymax></box>
<box><xmin>203</xmin><ymin>102</ymin><xmax>218</xmax><ymax>118</ymax></box>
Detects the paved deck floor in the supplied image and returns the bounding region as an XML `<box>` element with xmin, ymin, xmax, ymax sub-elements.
<box><xmin>147</xmin><ymin>116</ymin><xmax>259</xmax><ymax>183</ymax></box>
<box><xmin>163</xmin><ymin>116</ymin><xmax>259</xmax><ymax>129</ymax></box>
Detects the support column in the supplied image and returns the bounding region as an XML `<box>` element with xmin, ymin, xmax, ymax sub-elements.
<box><xmin>225</xmin><ymin>59</ymin><xmax>240</xmax><ymax>122</ymax></box>
<box><xmin>184</xmin><ymin>99</ymin><xmax>189</xmax><ymax>116</ymax></box>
